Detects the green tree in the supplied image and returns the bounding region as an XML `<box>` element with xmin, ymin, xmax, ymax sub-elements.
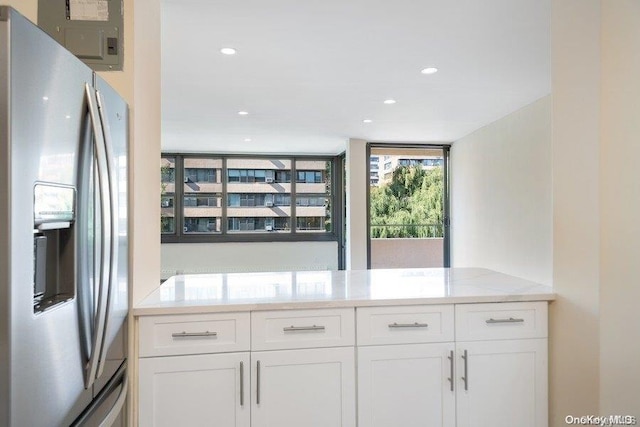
<box><xmin>370</xmin><ymin>165</ymin><xmax>443</xmax><ymax>238</ymax></box>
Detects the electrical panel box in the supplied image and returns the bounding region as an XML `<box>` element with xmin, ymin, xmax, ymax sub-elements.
<box><xmin>37</xmin><ymin>0</ymin><xmax>123</xmax><ymax>71</ymax></box>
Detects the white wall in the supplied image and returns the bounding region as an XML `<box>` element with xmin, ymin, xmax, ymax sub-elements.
<box><xmin>550</xmin><ymin>0</ymin><xmax>602</xmax><ymax>422</ymax></box>
<box><xmin>450</xmin><ymin>96</ymin><xmax>552</xmax><ymax>286</ymax></box>
<box><xmin>346</xmin><ymin>138</ymin><xmax>368</xmax><ymax>269</ymax></box>
<box><xmin>161</xmin><ymin>242</ymin><xmax>338</xmax><ymax>278</ymax></box>
<box><xmin>599</xmin><ymin>0</ymin><xmax>640</xmax><ymax>415</ymax></box>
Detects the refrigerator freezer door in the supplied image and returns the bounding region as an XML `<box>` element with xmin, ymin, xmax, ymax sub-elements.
<box><xmin>72</xmin><ymin>361</ymin><xmax>128</xmax><ymax>427</ymax></box>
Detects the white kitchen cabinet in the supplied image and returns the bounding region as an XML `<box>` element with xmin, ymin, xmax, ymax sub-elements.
<box><xmin>136</xmin><ymin>301</ymin><xmax>549</xmax><ymax>427</ymax></box>
<box><xmin>251</xmin><ymin>346</ymin><xmax>356</xmax><ymax>427</ymax></box>
<box><xmin>138</xmin><ymin>352</ymin><xmax>250</xmax><ymax>427</ymax></box>
<box><xmin>455</xmin><ymin>302</ymin><xmax>548</xmax><ymax>427</ymax></box>
<box><xmin>455</xmin><ymin>339</ymin><xmax>548</xmax><ymax>427</ymax></box>
<box><xmin>358</xmin><ymin>343</ymin><xmax>455</xmax><ymax>427</ymax></box>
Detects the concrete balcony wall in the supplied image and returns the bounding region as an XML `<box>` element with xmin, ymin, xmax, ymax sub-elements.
<box><xmin>296</xmin><ymin>160</ymin><xmax>327</xmax><ymax>169</ymax></box>
<box><xmin>227</xmin><ymin>183</ymin><xmax>292</xmax><ymax>193</ymax></box>
<box><xmin>296</xmin><ymin>183</ymin><xmax>327</xmax><ymax>193</ymax></box>
<box><xmin>183</xmin><ymin>207</ymin><xmax>222</xmax><ymax>217</ymax></box>
<box><xmin>227</xmin><ymin>207</ymin><xmax>291</xmax><ymax>217</ymax></box>
<box><xmin>296</xmin><ymin>206</ymin><xmax>327</xmax><ymax>216</ymax></box>
<box><xmin>227</xmin><ymin>159</ymin><xmax>291</xmax><ymax>169</ymax></box>
<box><xmin>184</xmin><ymin>183</ymin><xmax>222</xmax><ymax>193</ymax></box>
<box><xmin>370</xmin><ymin>238</ymin><xmax>444</xmax><ymax>269</ymax></box>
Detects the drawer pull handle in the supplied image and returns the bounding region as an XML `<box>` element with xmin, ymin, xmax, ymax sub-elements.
<box><xmin>388</xmin><ymin>322</ymin><xmax>429</xmax><ymax>329</ymax></box>
<box><xmin>283</xmin><ymin>325</ymin><xmax>326</xmax><ymax>332</ymax></box>
<box><xmin>485</xmin><ymin>317</ymin><xmax>525</xmax><ymax>324</ymax></box>
<box><xmin>171</xmin><ymin>331</ymin><xmax>218</xmax><ymax>338</ymax></box>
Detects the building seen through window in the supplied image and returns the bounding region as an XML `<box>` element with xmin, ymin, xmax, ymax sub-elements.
<box><xmin>161</xmin><ymin>155</ymin><xmax>334</xmax><ymax>240</ymax></box>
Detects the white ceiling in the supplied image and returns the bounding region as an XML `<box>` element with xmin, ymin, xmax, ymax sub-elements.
<box><xmin>161</xmin><ymin>0</ymin><xmax>550</xmax><ymax>155</ymax></box>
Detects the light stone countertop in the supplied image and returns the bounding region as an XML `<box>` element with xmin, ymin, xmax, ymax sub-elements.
<box><xmin>133</xmin><ymin>268</ymin><xmax>555</xmax><ymax>316</ymax></box>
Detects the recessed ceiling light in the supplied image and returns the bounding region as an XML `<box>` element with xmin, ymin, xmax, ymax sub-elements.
<box><xmin>383</xmin><ymin>99</ymin><xmax>396</xmax><ymax>105</ymax></box>
<box><xmin>238</xmin><ymin>111</ymin><xmax>249</xmax><ymax>115</ymax></box>
<box><xmin>65</xmin><ymin>114</ymin><xmax>71</xmax><ymax>119</ymax></box>
<box><xmin>244</xmin><ymin>138</ymin><xmax>252</xmax><ymax>142</ymax></box>
<box><xmin>363</xmin><ymin>119</ymin><xmax>373</xmax><ymax>123</ymax></box>
<box><xmin>42</xmin><ymin>96</ymin><xmax>49</xmax><ymax>101</ymax></box>
<box><xmin>220</xmin><ymin>48</ymin><xmax>237</xmax><ymax>55</ymax></box>
<box><xmin>421</xmin><ymin>67</ymin><xmax>438</xmax><ymax>75</ymax></box>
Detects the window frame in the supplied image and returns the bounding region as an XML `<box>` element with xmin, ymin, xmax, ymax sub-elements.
<box><xmin>365</xmin><ymin>143</ymin><xmax>451</xmax><ymax>268</ymax></box>
<box><xmin>161</xmin><ymin>153</ymin><xmax>341</xmax><ymax>243</ymax></box>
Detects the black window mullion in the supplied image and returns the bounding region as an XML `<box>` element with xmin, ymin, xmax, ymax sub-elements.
<box><xmin>222</xmin><ymin>157</ymin><xmax>228</xmax><ymax>234</ymax></box>
<box><xmin>290</xmin><ymin>157</ymin><xmax>297</xmax><ymax>235</ymax></box>
<box><xmin>176</xmin><ymin>155</ymin><xmax>185</xmax><ymax>238</ymax></box>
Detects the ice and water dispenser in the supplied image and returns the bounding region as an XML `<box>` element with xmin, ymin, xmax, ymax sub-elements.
<box><xmin>33</xmin><ymin>183</ymin><xmax>76</xmax><ymax>313</ymax></box>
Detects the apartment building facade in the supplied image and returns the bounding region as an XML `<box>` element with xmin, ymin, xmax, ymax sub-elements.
<box><xmin>161</xmin><ymin>156</ymin><xmax>331</xmax><ymax>236</ymax></box>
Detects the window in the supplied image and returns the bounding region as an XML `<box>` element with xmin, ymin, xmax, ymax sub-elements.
<box><xmin>185</xmin><ymin>168</ymin><xmax>216</xmax><ymax>183</ymax></box>
<box><xmin>275</xmin><ymin>170</ymin><xmax>291</xmax><ymax>183</ymax></box>
<box><xmin>228</xmin><ymin>169</ymin><xmax>287</xmax><ymax>183</ymax></box>
<box><xmin>295</xmin><ymin>159</ymin><xmax>331</xmax><ymax>232</ymax></box>
<box><xmin>228</xmin><ymin>217</ymin><xmax>290</xmax><ymax>232</ymax></box>
<box><xmin>184</xmin><ymin>195</ymin><xmax>218</xmax><ymax>207</ymax></box>
<box><xmin>161</xmin><ymin>157</ymin><xmax>175</xmax><ymax>234</ymax></box>
<box><xmin>184</xmin><ymin>217</ymin><xmax>219</xmax><ymax>233</ymax></box>
<box><xmin>162</xmin><ymin>155</ymin><xmax>338</xmax><ymax>242</ymax></box>
<box><xmin>296</xmin><ymin>171</ymin><xmax>323</xmax><ymax>183</ymax></box>
<box><xmin>296</xmin><ymin>217</ymin><xmax>325</xmax><ymax>231</ymax></box>
<box><xmin>274</xmin><ymin>194</ymin><xmax>291</xmax><ymax>206</ymax></box>
<box><xmin>161</xmin><ymin>168</ymin><xmax>175</xmax><ymax>182</ymax></box>
<box><xmin>161</xmin><ymin>195</ymin><xmax>175</xmax><ymax>234</ymax></box>
<box><xmin>296</xmin><ymin>196</ymin><xmax>326</xmax><ymax>207</ymax></box>
<box><xmin>367</xmin><ymin>145</ymin><xmax>450</xmax><ymax>269</ymax></box>
<box><xmin>182</xmin><ymin>158</ymin><xmax>222</xmax><ymax>234</ymax></box>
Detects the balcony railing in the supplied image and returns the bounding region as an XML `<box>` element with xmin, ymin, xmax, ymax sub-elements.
<box><xmin>370</xmin><ymin>223</ymin><xmax>443</xmax><ymax>239</ymax></box>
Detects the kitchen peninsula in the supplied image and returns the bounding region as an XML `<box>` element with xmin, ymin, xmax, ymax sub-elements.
<box><xmin>134</xmin><ymin>268</ymin><xmax>554</xmax><ymax>427</ymax></box>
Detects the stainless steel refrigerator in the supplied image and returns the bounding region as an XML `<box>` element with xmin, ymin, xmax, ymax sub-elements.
<box><xmin>0</xmin><ymin>7</ymin><xmax>129</xmax><ymax>426</ymax></box>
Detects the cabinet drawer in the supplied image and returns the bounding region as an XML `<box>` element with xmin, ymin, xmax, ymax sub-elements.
<box><xmin>138</xmin><ymin>312</ymin><xmax>250</xmax><ymax>357</ymax></box>
<box><xmin>455</xmin><ymin>302</ymin><xmax>547</xmax><ymax>341</ymax></box>
<box><xmin>251</xmin><ymin>308</ymin><xmax>355</xmax><ymax>350</ymax></box>
<box><xmin>357</xmin><ymin>305</ymin><xmax>454</xmax><ymax>346</ymax></box>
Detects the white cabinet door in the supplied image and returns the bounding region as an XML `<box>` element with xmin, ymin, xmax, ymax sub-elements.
<box><xmin>456</xmin><ymin>339</ymin><xmax>548</xmax><ymax>427</ymax></box>
<box><xmin>251</xmin><ymin>347</ymin><xmax>356</xmax><ymax>427</ymax></box>
<box><xmin>358</xmin><ymin>343</ymin><xmax>455</xmax><ymax>427</ymax></box>
<box><xmin>138</xmin><ymin>352</ymin><xmax>250</xmax><ymax>427</ymax></box>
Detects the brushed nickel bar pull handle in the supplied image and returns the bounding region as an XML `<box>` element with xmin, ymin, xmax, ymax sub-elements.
<box><xmin>283</xmin><ymin>325</ymin><xmax>326</xmax><ymax>332</ymax></box>
<box><xmin>240</xmin><ymin>361</ymin><xmax>244</xmax><ymax>407</ymax></box>
<box><xmin>171</xmin><ymin>331</ymin><xmax>218</xmax><ymax>338</ymax></box>
<box><xmin>461</xmin><ymin>350</ymin><xmax>468</xmax><ymax>391</ymax></box>
<box><xmin>448</xmin><ymin>350</ymin><xmax>454</xmax><ymax>392</ymax></box>
<box><xmin>486</xmin><ymin>317</ymin><xmax>525</xmax><ymax>324</ymax></box>
<box><xmin>388</xmin><ymin>322</ymin><xmax>429</xmax><ymax>329</ymax></box>
<box><xmin>256</xmin><ymin>360</ymin><xmax>261</xmax><ymax>405</ymax></box>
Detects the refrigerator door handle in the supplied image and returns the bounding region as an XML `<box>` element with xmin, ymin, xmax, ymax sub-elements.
<box><xmin>94</xmin><ymin>88</ymin><xmax>119</xmax><ymax>380</ymax></box>
<box><xmin>84</xmin><ymin>83</ymin><xmax>113</xmax><ymax>389</ymax></box>
<box><xmin>98</xmin><ymin>375</ymin><xmax>128</xmax><ymax>427</ymax></box>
